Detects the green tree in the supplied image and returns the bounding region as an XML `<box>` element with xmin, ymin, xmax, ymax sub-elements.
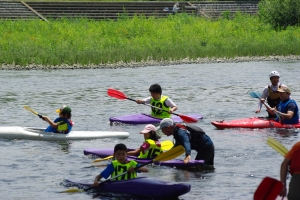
<box><xmin>258</xmin><ymin>0</ymin><xmax>300</xmax><ymax>29</ymax></box>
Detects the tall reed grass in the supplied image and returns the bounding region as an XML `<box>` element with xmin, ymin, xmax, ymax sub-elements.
<box><xmin>1</xmin><ymin>13</ymin><xmax>300</xmax><ymax>66</ymax></box>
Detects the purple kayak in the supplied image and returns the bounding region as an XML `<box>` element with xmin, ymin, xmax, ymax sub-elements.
<box><xmin>84</xmin><ymin>148</ymin><xmax>205</xmax><ymax>168</ymax></box>
<box><xmin>64</xmin><ymin>177</ymin><xmax>191</xmax><ymax>198</ymax></box>
<box><xmin>109</xmin><ymin>113</ymin><xmax>203</xmax><ymax>125</ymax></box>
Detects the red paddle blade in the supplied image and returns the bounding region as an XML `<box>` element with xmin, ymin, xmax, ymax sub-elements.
<box><xmin>107</xmin><ymin>88</ymin><xmax>128</xmax><ymax>100</ymax></box>
<box><xmin>254</xmin><ymin>177</ymin><xmax>283</xmax><ymax>200</ymax></box>
<box><xmin>178</xmin><ymin>114</ymin><xmax>198</xmax><ymax>123</ymax></box>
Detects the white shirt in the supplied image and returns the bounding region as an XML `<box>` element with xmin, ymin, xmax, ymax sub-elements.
<box><xmin>143</xmin><ymin>96</ymin><xmax>177</xmax><ymax>107</ymax></box>
<box><xmin>258</xmin><ymin>83</ymin><xmax>286</xmax><ymax>109</ymax></box>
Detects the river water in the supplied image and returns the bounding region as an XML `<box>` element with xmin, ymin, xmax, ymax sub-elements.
<box><xmin>1</xmin><ymin>60</ymin><xmax>299</xmax><ymax>200</ymax></box>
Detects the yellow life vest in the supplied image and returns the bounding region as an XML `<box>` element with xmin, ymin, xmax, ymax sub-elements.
<box><xmin>150</xmin><ymin>95</ymin><xmax>170</xmax><ymax>119</ymax></box>
<box><xmin>57</xmin><ymin>122</ymin><xmax>68</xmax><ymax>132</ymax></box>
<box><xmin>111</xmin><ymin>160</ymin><xmax>138</xmax><ymax>180</ymax></box>
<box><xmin>268</xmin><ymin>84</ymin><xmax>281</xmax><ymax>99</ymax></box>
<box><xmin>138</xmin><ymin>139</ymin><xmax>163</xmax><ymax>159</ymax></box>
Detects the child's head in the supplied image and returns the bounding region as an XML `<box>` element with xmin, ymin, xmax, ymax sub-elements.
<box><xmin>140</xmin><ymin>124</ymin><xmax>161</xmax><ymax>141</ymax></box>
<box><xmin>149</xmin><ymin>84</ymin><xmax>162</xmax><ymax>99</ymax></box>
<box><xmin>55</xmin><ymin>105</ymin><xmax>72</xmax><ymax>119</ymax></box>
<box><xmin>113</xmin><ymin>143</ymin><xmax>127</xmax><ymax>163</ymax></box>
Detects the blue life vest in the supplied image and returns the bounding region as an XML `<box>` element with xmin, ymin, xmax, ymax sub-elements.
<box><xmin>44</xmin><ymin>117</ymin><xmax>73</xmax><ymax>134</ymax></box>
<box><xmin>278</xmin><ymin>99</ymin><xmax>299</xmax><ymax>124</ymax></box>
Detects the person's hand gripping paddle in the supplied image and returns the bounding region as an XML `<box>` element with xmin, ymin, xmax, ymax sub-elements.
<box><xmin>61</xmin><ymin>145</ymin><xmax>185</xmax><ymax>193</ymax></box>
<box><xmin>92</xmin><ymin>140</ymin><xmax>174</xmax><ymax>163</ymax></box>
<box><xmin>107</xmin><ymin>88</ymin><xmax>198</xmax><ymax>123</ymax></box>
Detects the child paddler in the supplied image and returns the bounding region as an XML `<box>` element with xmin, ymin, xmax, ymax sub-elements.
<box><xmin>93</xmin><ymin>143</ymin><xmax>148</xmax><ymax>187</ymax></box>
<box><xmin>127</xmin><ymin>124</ymin><xmax>163</xmax><ymax>158</ymax></box>
<box><xmin>136</xmin><ymin>83</ymin><xmax>178</xmax><ymax>119</ymax></box>
<box><xmin>42</xmin><ymin>105</ymin><xmax>73</xmax><ymax>134</ymax></box>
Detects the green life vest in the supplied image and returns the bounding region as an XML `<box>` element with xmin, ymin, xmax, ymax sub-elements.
<box><xmin>138</xmin><ymin>139</ymin><xmax>163</xmax><ymax>159</ymax></box>
<box><xmin>150</xmin><ymin>95</ymin><xmax>170</xmax><ymax>119</ymax></box>
<box><xmin>111</xmin><ymin>160</ymin><xmax>138</xmax><ymax>180</ymax></box>
<box><xmin>57</xmin><ymin>122</ymin><xmax>68</xmax><ymax>132</ymax></box>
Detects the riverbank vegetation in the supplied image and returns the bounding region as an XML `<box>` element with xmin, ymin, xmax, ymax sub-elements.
<box><xmin>1</xmin><ymin>13</ymin><xmax>300</xmax><ymax>66</ymax></box>
<box><xmin>259</xmin><ymin>0</ymin><xmax>300</xmax><ymax>29</ymax></box>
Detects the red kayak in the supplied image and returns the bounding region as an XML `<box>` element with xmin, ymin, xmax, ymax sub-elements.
<box><xmin>211</xmin><ymin>117</ymin><xmax>300</xmax><ymax>129</ymax></box>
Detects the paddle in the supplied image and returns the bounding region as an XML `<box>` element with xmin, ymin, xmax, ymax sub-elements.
<box><xmin>23</xmin><ymin>106</ymin><xmax>43</xmax><ymax>118</ymax></box>
<box><xmin>61</xmin><ymin>145</ymin><xmax>185</xmax><ymax>193</ymax></box>
<box><xmin>248</xmin><ymin>91</ymin><xmax>282</xmax><ymax>121</ymax></box>
<box><xmin>107</xmin><ymin>88</ymin><xmax>198</xmax><ymax>123</ymax></box>
<box><xmin>253</xmin><ymin>176</ymin><xmax>283</xmax><ymax>200</ymax></box>
<box><xmin>92</xmin><ymin>140</ymin><xmax>174</xmax><ymax>163</ymax></box>
<box><xmin>267</xmin><ymin>137</ymin><xmax>289</xmax><ymax>156</ymax></box>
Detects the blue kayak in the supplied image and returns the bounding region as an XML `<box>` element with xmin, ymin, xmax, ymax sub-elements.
<box><xmin>64</xmin><ymin>177</ymin><xmax>191</xmax><ymax>198</ymax></box>
<box><xmin>109</xmin><ymin>113</ymin><xmax>203</xmax><ymax>125</ymax></box>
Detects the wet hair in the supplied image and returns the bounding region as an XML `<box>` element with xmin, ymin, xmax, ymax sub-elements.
<box><xmin>149</xmin><ymin>84</ymin><xmax>162</xmax><ymax>94</ymax></box>
<box><xmin>148</xmin><ymin>130</ymin><xmax>161</xmax><ymax>141</ymax></box>
<box><xmin>114</xmin><ymin>143</ymin><xmax>127</xmax><ymax>153</ymax></box>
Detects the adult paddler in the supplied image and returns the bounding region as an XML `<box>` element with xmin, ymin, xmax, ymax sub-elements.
<box><xmin>255</xmin><ymin>71</ymin><xmax>286</xmax><ymax>118</ymax></box>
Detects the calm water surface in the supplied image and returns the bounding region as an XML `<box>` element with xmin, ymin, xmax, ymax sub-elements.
<box><xmin>1</xmin><ymin>61</ymin><xmax>299</xmax><ymax>200</ymax></box>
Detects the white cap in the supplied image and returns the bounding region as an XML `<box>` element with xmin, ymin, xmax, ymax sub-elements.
<box><xmin>156</xmin><ymin>118</ymin><xmax>174</xmax><ymax>131</ymax></box>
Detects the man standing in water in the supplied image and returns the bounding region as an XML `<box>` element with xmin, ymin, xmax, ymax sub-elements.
<box><xmin>255</xmin><ymin>71</ymin><xmax>286</xmax><ymax>118</ymax></box>
<box><xmin>156</xmin><ymin>118</ymin><xmax>214</xmax><ymax>166</ymax></box>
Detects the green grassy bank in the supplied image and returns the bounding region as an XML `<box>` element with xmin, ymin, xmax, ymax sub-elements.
<box><xmin>1</xmin><ymin>13</ymin><xmax>300</xmax><ymax>66</ymax></box>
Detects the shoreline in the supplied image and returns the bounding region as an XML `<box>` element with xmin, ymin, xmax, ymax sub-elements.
<box><xmin>1</xmin><ymin>55</ymin><xmax>300</xmax><ymax>70</ymax></box>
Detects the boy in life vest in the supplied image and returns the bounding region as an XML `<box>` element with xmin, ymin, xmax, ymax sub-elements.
<box><xmin>93</xmin><ymin>143</ymin><xmax>148</xmax><ymax>187</ymax></box>
<box><xmin>136</xmin><ymin>84</ymin><xmax>178</xmax><ymax>119</ymax></box>
<box><xmin>42</xmin><ymin>105</ymin><xmax>73</xmax><ymax>134</ymax></box>
<box><xmin>280</xmin><ymin>141</ymin><xmax>300</xmax><ymax>200</ymax></box>
<box><xmin>265</xmin><ymin>86</ymin><xmax>299</xmax><ymax>124</ymax></box>
<box><xmin>156</xmin><ymin>118</ymin><xmax>214</xmax><ymax>166</ymax></box>
<box><xmin>255</xmin><ymin>71</ymin><xmax>286</xmax><ymax>118</ymax></box>
<box><xmin>127</xmin><ymin>124</ymin><xmax>163</xmax><ymax>159</ymax></box>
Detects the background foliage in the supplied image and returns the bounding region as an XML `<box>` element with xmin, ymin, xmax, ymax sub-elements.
<box><xmin>258</xmin><ymin>0</ymin><xmax>300</xmax><ymax>29</ymax></box>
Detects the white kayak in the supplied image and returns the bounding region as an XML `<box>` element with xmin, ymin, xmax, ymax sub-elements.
<box><xmin>0</xmin><ymin>126</ymin><xmax>129</xmax><ymax>141</ymax></box>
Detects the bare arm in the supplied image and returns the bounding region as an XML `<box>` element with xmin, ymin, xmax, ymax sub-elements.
<box><xmin>93</xmin><ymin>174</ymin><xmax>103</xmax><ymax>187</ymax></box>
<box><xmin>280</xmin><ymin>158</ymin><xmax>290</xmax><ymax>197</ymax></box>
<box><xmin>127</xmin><ymin>148</ymin><xmax>141</xmax><ymax>156</ymax></box>
<box><xmin>166</xmin><ymin>98</ymin><xmax>178</xmax><ymax>113</ymax></box>
<box><xmin>277</xmin><ymin>110</ymin><xmax>294</xmax><ymax>120</ymax></box>
<box><xmin>136</xmin><ymin>99</ymin><xmax>145</xmax><ymax>104</ymax></box>
<box><xmin>41</xmin><ymin>116</ymin><xmax>58</xmax><ymax>128</ymax></box>
<box><xmin>183</xmin><ymin>155</ymin><xmax>191</xmax><ymax>164</ymax></box>
<box><xmin>138</xmin><ymin>166</ymin><xmax>149</xmax><ymax>173</ymax></box>
<box><xmin>256</xmin><ymin>87</ymin><xmax>269</xmax><ymax>112</ymax></box>
<box><xmin>170</xmin><ymin>106</ymin><xmax>178</xmax><ymax>113</ymax></box>
<box><xmin>127</xmin><ymin>166</ymin><xmax>149</xmax><ymax>173</ymax></box>
<box><xmin>136</xmin><ymin>97</ymin><xmax>151</xmax><ymax>104</ymax></box>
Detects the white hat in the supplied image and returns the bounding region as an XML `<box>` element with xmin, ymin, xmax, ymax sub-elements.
<box><xmin>156</xmin><ymin>118</ymin><xmax>174</xmax><ymax>131</ymax></box>
<box><xmin>269</xmin><ymin>71</ymin><xmax>280</xmax><ymax>78</ymax></box>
